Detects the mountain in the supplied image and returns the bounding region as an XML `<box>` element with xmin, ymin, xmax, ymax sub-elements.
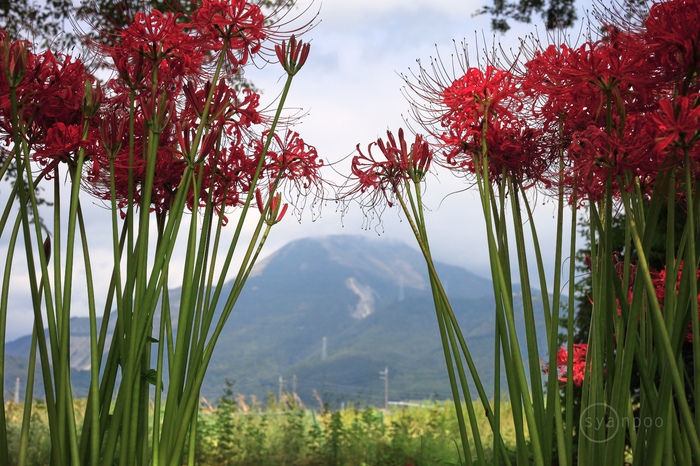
<box><xmin>4</xmin><ymin>235</ymin><xmax>549</xmax><ymax>407</ymax></box>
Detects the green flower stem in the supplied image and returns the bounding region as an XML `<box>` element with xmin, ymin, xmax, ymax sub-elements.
<box><xmin>0</xmin><ymin>213</ymin><xmax>22</xmax><ymax>461</ymax></box>
<box><xmin>683</xmin><ymin>149</ymin><xmax>700</xmax><ymax>433</ymax></box>
<box><xmin>476</xmin><ymin>167</ymin><xmax>530</xmax><ymax>464</ymax></box>
<box><xmin>17</xmin><ymin>324</ymin><xmax>38</xmax><ymax>466</ymax></box>
<box><xmin>0</xmin><ymin>169</ymin><xmax>47</xmax><ymax>239</ymax></box>
<box><xmin>184</xmin><ymin>183</ymin><xmax>226</xmax><ymax>389</ymax></box>
<box><xmin>432</xmin><ymin>291</ymin><xmax>474</xmax><ymax>466</ymax></box>
<box><xmin>58</xmin><ymin>125</ymin><xmax>92</xmax><ymax>466</ymax></box>
<box><xmin>152</xmin><ymin>265</ymin><xmax>169</xmax><ymax>466</ymax></box>
<box><xmin>194</xmin><ymin>190</ymin><xmax>229</xmax><ymax>362</ymax></box>
<box><xmin>157</xmin><ymin>68</ymin><xmax>300</xmax><ymax>463</ymax></box>
<box><xmin>619</xmin><ymin>185</ymin><xmax>700</xmax><ymax>462</ymax></box>
<box><xmin>520</xmin><ymin>178</ymin><xmax>568</xmax><ymax>465</ymax></box>
<box><xmin>472</xmin><ymin>147</ymin><xmax>544</xmax><ymax>466</ymax></box>
<box><xmin>0</xmin><ymin>149</ymin><xmax>14</xmax><ymax>183</ymax></box>
<box><xmin>154</xmin><ymin>88</ymin><xmax>296</xmax><ymax>458</ymax></box>
<box><xmin>565</xmin><ymin>185</ymin><xmax>577</xmax><ymax>462</ymax></box>
<box><xmin>393</xmin><ymin>183</ymin><xmax>492</xmax><ymax>464</ymax></box>
<box><xmin>166</xmin><ymin>220</ymin><xmax>275</xmax><ymax>466</ymax></box>
<box><xmin>76</xmin><ymin>202</ymin><xmax>100</xmax><ymax>466</ymax></box>
<box><xmin>508</xmin><ymin>185</ymin><xmax>546</xmax><ymax>443</ymax></box>
<box><xmin>9</xmin><ymin>86</ymin><xmax>62</xmax><ymax>464</ymax></box>
<box><xmin>52</xmin><ymin>173</ymin><xmax>62</xmax><ymax>359</ymax></box>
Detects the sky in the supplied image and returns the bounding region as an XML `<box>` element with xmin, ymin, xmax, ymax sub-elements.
<box><xmin>1</xmin><ymin>0</ymin><xmax>592</xmax><ymax>341</ymax></box>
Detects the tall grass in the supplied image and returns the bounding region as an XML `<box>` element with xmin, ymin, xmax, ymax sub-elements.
<box><xmin>4</xmin><ymin>395</ymin><xmax>522</xmax><ymax>465</ymax></box>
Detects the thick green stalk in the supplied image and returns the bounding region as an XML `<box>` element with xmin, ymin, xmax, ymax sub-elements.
<box><xmin>474</xmin><ymin>154</ymin><xmax>544</xmax><ymax>466</ymax></box>
<box><xmin>683</xmin><ymin>150</ymin><xmax>700</xmax><ymax>433</ymax></box>
<box><xmin>76</xmin><ymin>204</ymin><xmax>100</xmax><ymax>466</ymax></box>
<box><xmin>509</xmin><ymin>185</ymin><xmax>546</xmax><ymax>447</ymax></box>
<box><xmin>166</xmin><ymin>222</ymin><xmax>275</xmax><ymax>466</ymax></box>
<box><xmin>59</xmin><ymin>131</ymin><xmax>91</xmax><ymax>466</ymax></box>
<box><xmin>152</xmin><ymin>266</ymin><xmax>169</xmax><ymax>466</ymax></box>
<box><xmin>397</xmin><ymin>185</ymin><xmax>480</xmax><ymax>464</ymax></box>
<box><xmin>619</xmin><ymin>187</ymin><xmax>700</xmax><ymax>461</ymax></box>
<box><xmin>565</xmin><ymin>188</ymin><xmax>577</xmax><ymax>462</ymax></box>
<box><xmin>0</xmin><ymin>213</ymin><xmax>22</xmax><ymax>461</ymax></box>
<box><xmin>17</xmin><ymin>326</ymin><xmax>37</xmax><ymax>466</ymax></box>
<box><xmin>9</xmin><ymin>86</ymin><xmax>62</xmax><ymax>465</ymax></box>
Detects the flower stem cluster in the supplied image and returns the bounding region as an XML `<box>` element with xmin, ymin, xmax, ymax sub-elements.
<box><xmin>0</xmin><ymin>1</ymin><xmax>319</xmax><ymax>465</ymax></box>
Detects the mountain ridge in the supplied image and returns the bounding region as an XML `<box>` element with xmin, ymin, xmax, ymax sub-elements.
<box><xmin>4</xmin><ymin>234</ymin><xmax>547</xmax><ymax>406</ymax></box>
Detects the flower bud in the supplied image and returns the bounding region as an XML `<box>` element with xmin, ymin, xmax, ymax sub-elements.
<box><xmin>100</xmin><ymin>112</ymin><xmax>126</xmax><ymax>157</ymax></box>
<box><xmin>266</xmin><ymin>193</ymin><xmax>288</xmax><ymax>225</ymax></box>
<box><xmin>2</xmin><ymin>39</ymin><xmax>27</xmax><ymax>88</ymax></box>
<box><xmin>275</xmin><ymin>35</ymin><xmax>310</xmax><ymax>76</ymax></box>
<box><xmin>255</xmin><ymin>188</ymin><xmax>264</xmax><ymax>215</ymax></box>
<box><xmin>82</xmin><ymin>78</ymin><xmax>102</xmax><ymax>119</ymax></box>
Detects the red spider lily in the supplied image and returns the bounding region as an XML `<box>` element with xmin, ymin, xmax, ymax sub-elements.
<box><xmin>347</xmin><ymin>129</ymin><xmax>432</xmax><ymax>210</ymax></box>
<box><xmin>183</xmin><ymin>80</ymin><xmax>233</xmax><ymax>122</ymax></box>
<box><xmin>227</xmin><ymin>88</ymin><xmax>262</xmax><ymax>130</ymax></box>
<box><xmin>89</xmin><ymin>9</ymin><xmax>207</xmax><ymax>106</ymax></box>
<box><xmin>198</xmin><ymin>137</ymin><xmax>259</xmax><ymax>220</ymax></box>
<box><xmin>653</xmin><ymin>95</ymin><xmax>700</xmax><ymax>153</ymax></box>
<box><xmin>193</xmin><ymin>0</ymin><xmax>266</xmax><ymax>69</ymax></box>
<box><xmin>110</xmin><ymin>44</ymin><xmax>149</xmax><ymax>90</ymax></box>
<box><xmin>33</xmin><ymin>123</ymin><xmax>89</xmax><ymax>168</ymax></box>
<box><xmin>556</xmin><ymin>344</ymin><xmax>589</xmax><ymax>386</ymax></box>
<box><xmin>522</xmin><ymin>44</ymin><xmax>601</xmax><ymax>138</ymax></box>
<box><xmin>86</xmin><ymin>115</ymin><xmax>186</xmax><ymax>216</ymax></box>
<box><xmin>4</xmin><ymin>50</ymin><xmax>94</xmax><ymax>144</ymax></box>
<box><xmin>275</xmin><ymin>35</ymin><xmax>310</xmax><ymax>75</ymax></box>
<box><xmin>380</xmin><ymin>129</ymin><xmax>432</xmax><ymax>179</ymax></box>
<box><xmin>182</xmin><ymin>79</ymin><xmax>261</xmax><ymax>141</ymax></box>
<box><xmin>0</xmin><ymin>43</ymin><xmax>96</xmax><ymax>154</ymax></box>
<box><xmin>442</xmin><ymin>66</ymin><xmax>519</xmax><ymax>127</ymax></box>
<box><xmin>542</xmin><ymin>344</ymin><xmax>590</xmax><ymax>386</ymax></box>
<box><xmin>644</xmin><ymin>0</ymin><xmax>700</xmax><ymax>90</ymax></box>
<box><xmin>119</xmin><ymin>10</ymin><xmax>204</xmax><ymax>67</ymax></box>
<box><xmin>262</xmin><ymin>130</ymin><xmax>323</xmax><ymax>189</ymax></box>
<box><xmin>432</xmin><ymin>66</ymin><xmax>554</xmax><ymax>188</ymax></box>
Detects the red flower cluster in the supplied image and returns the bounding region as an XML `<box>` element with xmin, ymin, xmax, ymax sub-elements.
<box><xmin>555</xmin><ymin>344</ymin><xmax>589</xmax><ymax>386</ymax></box>
<box><xmin>0</xmin><ymin>35</ymin><xmax>95</xmax><ymax>155</ymax></box>
<box><xmin>346</xmin><ymin>128</ymin><xmax>432</xmax><ymax>211</ymax></box>
<box><xmin>542</xmin><ymin>343</ymin><xmax>590</xmax><ymax>386</ymax></box>
<box><xmin>649</xmin><ymin>263</ymin><xmax>700</xmax><ymax>342</ymax></box>
<box><xmin>1</xmin><ymin>1</ymin><xmax>319</xmax><ymax>220</ymax></box>
<box><xmin>391</xmin><ymin>0</ymin><xmax>700</xmax><ymax>205</ymax></box>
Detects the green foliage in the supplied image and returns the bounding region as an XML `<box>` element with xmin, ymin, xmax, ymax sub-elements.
<box><xmin>477</xmin><ymin>0</ymin><xmax>649</xmax><ymax>33</ymax></box>
<box><xmin>7</xmin><ymin>396</ymin><xmax>523</xmax><ymax>465</ymax></box>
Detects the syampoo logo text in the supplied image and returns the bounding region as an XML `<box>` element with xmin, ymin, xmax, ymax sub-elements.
<box><xmin>579</xmin><ymin>402</ymin><xmax>663</xmax><ymax>443</ymax></box>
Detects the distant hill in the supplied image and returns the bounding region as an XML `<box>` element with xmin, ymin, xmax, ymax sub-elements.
<box><xmin>4</xmin><ymin>235</ymin><xmax>549</xmax><ymax>407</ymax></box>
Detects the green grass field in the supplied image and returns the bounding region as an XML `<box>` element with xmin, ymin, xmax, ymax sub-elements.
<box><xmin>4</xmin><ymin>394</ymin><xmax>522</xmax><ymax>465</ymax></box>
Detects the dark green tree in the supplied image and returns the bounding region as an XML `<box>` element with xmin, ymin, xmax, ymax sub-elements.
<box><xmin>477</xmin><ymin>0</ymin><xmax>649</xmax><ymax>33</ymax></box>
<box><xmin>0</xmin><ymin>0</ymin><xmax>76</xmax><ymax>49</ymax></box>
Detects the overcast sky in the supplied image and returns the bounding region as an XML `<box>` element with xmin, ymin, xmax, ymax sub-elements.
<box><xmin>1</xmin><ymin>0</ymin><xmax>592</xmax><ymax>341</ymax></box>
<box><xmin>242</xmin><ymin>0</ymin><xmax>582</xmax><ymax>282</ymax></box>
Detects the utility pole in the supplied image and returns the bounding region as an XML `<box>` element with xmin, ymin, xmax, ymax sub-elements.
<box><xmin>292</xmin><ymin>374</ymin><xmax>297</xmax><ymax>398</ymax></box>
<box><xmin>379</xmin><ymin>367</ymin><xmax>388</xmax><ymax>410</ymax></box>
<box><xmin>278</xmin><ymin>375</ymin><xmax>285</xmax><ymax>403</ymax></box>
<box><xmin>14</xmin><ymin>377</ymin><xmax>20</xmax><ymax>404</ymax></box>
<box><xmin>321</xmin><ymin>336</ymin><xmax>327</xmax><ymax>361</ymax></box>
